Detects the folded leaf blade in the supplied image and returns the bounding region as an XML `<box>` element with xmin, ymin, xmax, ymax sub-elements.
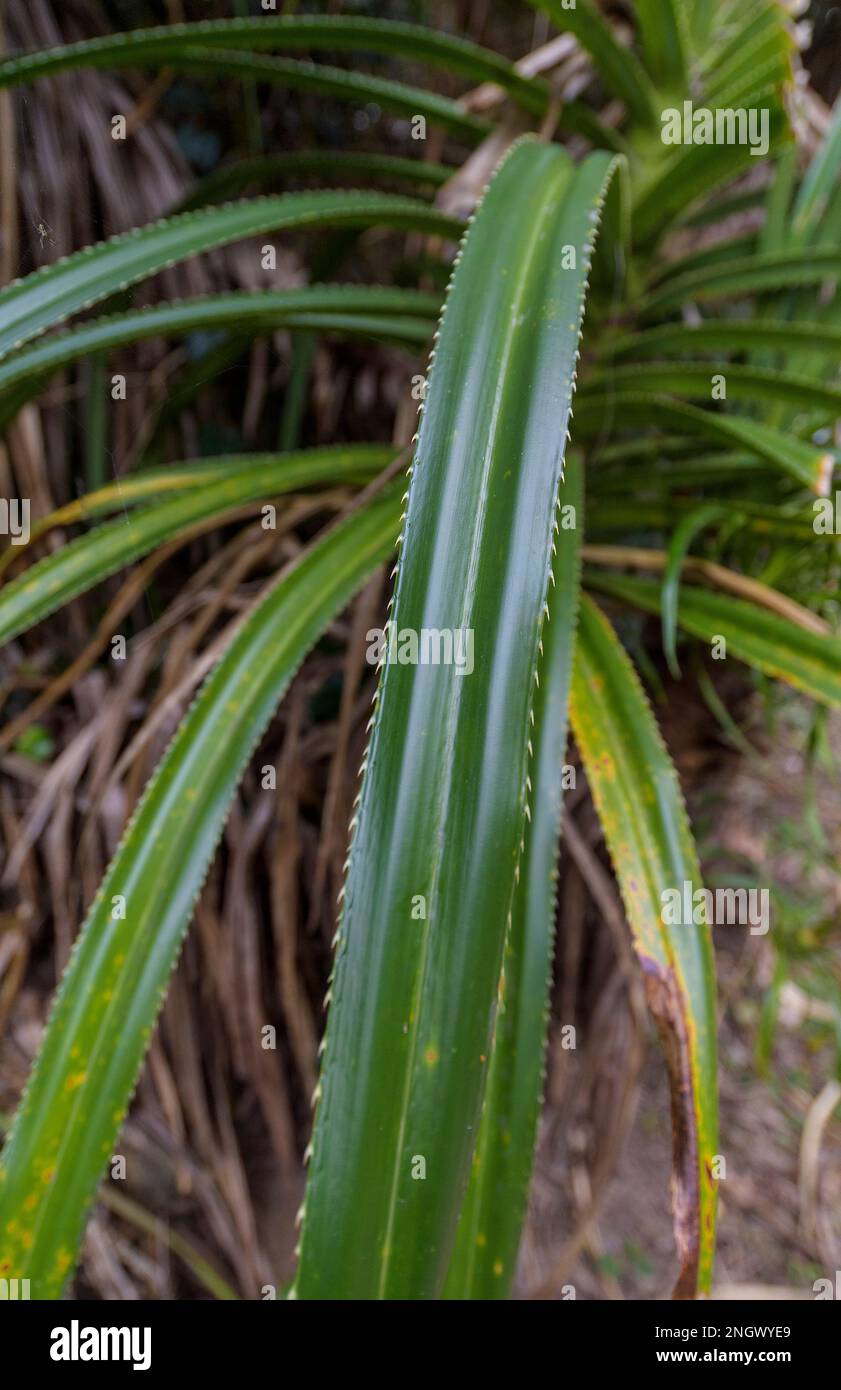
<box><xmin>444</xmin><ymin>455</ymin><xmax>584</xmax><ymax>1300</ymax></box>
<box><xmin>293</xmin><ymin>139</ymin><xmax>623</xmax><ymax>1300</ymax></box>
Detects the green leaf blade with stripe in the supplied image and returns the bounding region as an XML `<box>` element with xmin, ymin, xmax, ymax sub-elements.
<box><xmin>443</xmin><ymin>454</ymin><xmax>584</xmax><ymax>1300</ymax></box>
<box><xmin>293</xmin><ymin>139</ymin><xmax>623</xmax><ymax>1301</ymax></box>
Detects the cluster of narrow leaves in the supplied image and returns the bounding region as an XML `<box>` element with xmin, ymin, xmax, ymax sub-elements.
<box><xmin>0</xmin><ymin>0</ymin><xmax>839</xmax><ymax>1300</ymax></box>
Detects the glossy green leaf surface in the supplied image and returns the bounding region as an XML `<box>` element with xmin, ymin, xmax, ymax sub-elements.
<box><xmin>570</xmin><ymin>596</ymin><xmax>718</xmax><ymax>1297</ymax></box>
<box><xmin>0</xmin><ymin>192</ymin><xmax>460</xmax><ymax>359</ymax></box>
<box><xmin>8</xmin><ymin>450</ymin><xmax>384</xmax><ymax>542</ymax></box>
<box><xmin>293</xmin><ymin>139</ymin><xmax>623</xmax><ymax>1300</ymax></box>
<box><xmin>0</xmin><ymin>486</ymin><xmax>402</xmax><ymax>1297</ymax></box>
<box><xmin>444</xmin><ymin>455</ymin><xmax>584</xmax><ymax>1299</ymax></box>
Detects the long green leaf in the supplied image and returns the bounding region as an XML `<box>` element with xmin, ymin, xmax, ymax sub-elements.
<box><xmin>582</xmin><ymin>362</ymin><xmax>841</xmax><ymax>419</ymax></box>
<box><xmin>572</xmin><ymin>393</ymin><xmax>834</xmax><ymax>492</ymax></box>
<box><xmin>635</xmin><ymin>0</ymin><xmax>688</xmax><ymax>90</ymax></box>
<box><xmin>570</xmin><ymin>595</ymin><xmax>718</xmax><ymax>1297</ymax></box>
<box><xmin>585</xmin><ymin>572</ymin><xmax>841</xmax><ymax>707</ymax></box>
<box><xmin>444</xmin><ymin>455</ymin><xmax>584</xmax><ymax>1299</ymax></box>
<box><xmin>88</xmin><ymin>48</ymin><xmax>488</xmax><ymax>143</ymax></box>
<box><xmin>600</xmin><ymin>319</ymin><xmax>841</xmax><ymax>362</ymax></box>
<box><xmin>704</xmin><ymin>33</ymin><xmax>792</xmax><ymax>111</ymax></box>
<box><xmin>587</xmin><ymin>495</ymin><xmax>812</xmax><ymax>541</ymax></box>
<box><xmin>662</xmin><ymin>504</ymin><xmax>727</xmax><ymax>677</ymax></box>
<box><xmin>175</xmin><ymin>151</ymin><xmax>455</xmax><ymax>213</ymax></box>
<box><xmin>7</xmin><ymin>450</ymin><xmax>385</xmax><ymax>543</ymax></box>
<box><xmin>526</xmin><ymin>0</ymin><xmax>658</xmax><ymax>127</ymax></box>
<box><xmin>633</xmin><ymin>102</ymin><xmax>789</xmax><ymax>243</ymax></box>
<box><xmin>0</xmin><ymin>486</ymin><xmax>402</xmax><ymax>1297</ymax></box>
<box><xmin>0</xmin><ymin>192</ymin><xmax>460</xmax><ymax>359</ymax></box>
<box><xmin>640</xmin><ymin>249</ymin><xmax>841</xmax><ymax>315</ymax></box>
<box><xmin>0</xmin><ymin>286</ymin><xmax>438</xmax><ymax>419</ymax></box>
<box><xmin>0</xmin><ymin>16</ymin><xmax>549</xmax><ymax>114</ymax></box>
<box><xmin>0</xmin><ymin>446</ymin><xmax>390</xmax><ymax>646</ymax></box>
<box><xmin>679</xmin><ymin>186</ymin><xmax>765</xmax><ymax>230</ymax></box>
<box><xmin>293</xmin><ymin>138</ymin><xmax>623</xmax><ymax>1300</ymax></box>
<box><xmin>791</xmin><ymin>92</ymin><xmax>841</xmax><ymax>242</ymax></box>
<box><xmin>759</xmin><ymin>148</ymin><xmax>797</xmax><ymax>257</ymax></box>
<box><xmin>646</xmin><ymin>233</ymin><xmax>759</xmax><ymax>287</ymax></box>
<box><xmin>700</xmin><ymin>0</ymin><xmax>788</xmax><ymax>86</ymax></box>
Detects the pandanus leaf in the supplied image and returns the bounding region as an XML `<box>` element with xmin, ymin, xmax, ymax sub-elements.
<box><xmin>293</xmin><ymin>138</ymin><xmax>624</xmax><ymax>1300</ymax></box>
<box><xmin>0</xmin><ymin>487</ymin><xmax>403</xmax><ymax>1297</ymax></box>
<box><xmin>570</xmin><ymin>596</ymin><xmax>718</xmax><ymax>1298</ymax></box>
<box><xmin>443</xmin><ymin>455</ymin><xmax>584</xmax><ymax>1299</ymax></box>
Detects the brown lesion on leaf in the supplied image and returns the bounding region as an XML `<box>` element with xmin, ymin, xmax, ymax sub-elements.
<box><xmin>638</xmin><ymin>952</ymin><xmax>701</xmax><ymax>1301</ymax></box>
